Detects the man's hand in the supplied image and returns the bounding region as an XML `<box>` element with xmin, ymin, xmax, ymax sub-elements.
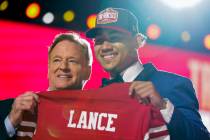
<box><xmin>129</xmin><ymin>81</ymin><xmax>166</xmax><ymax>110</ymax></box>
<box><xmin>8</xmin><ymin>92</ymin><xmax>39</xmax><ymax>127</ymax></box>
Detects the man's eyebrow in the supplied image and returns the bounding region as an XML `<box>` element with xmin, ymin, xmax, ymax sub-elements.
<box><xmin>52</xmin><ymin>55</ymin><xmax>78</xmax><ymax>59</ymax></box>
<box><xmin>52</xmin><ymin>55</ymin><xmax>61</xmax><ymax>59</ymax></box>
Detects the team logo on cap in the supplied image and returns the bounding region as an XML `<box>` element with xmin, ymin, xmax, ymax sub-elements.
<box><xmin>97</xmin><ymin>8</ymin><xmax>118</xmax><ymax>24</ymax></box>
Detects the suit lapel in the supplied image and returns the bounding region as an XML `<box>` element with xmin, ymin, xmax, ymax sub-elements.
<box><xmin>135</xmin><ymin>63</ymin><xmax>157</xmax><ymax>81</ymax></box>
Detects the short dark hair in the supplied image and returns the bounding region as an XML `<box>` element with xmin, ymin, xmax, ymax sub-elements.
<box><xmin>48</xmin><ymin>32</ymin><xmax>93</xmax><ymax>66</ymax></box>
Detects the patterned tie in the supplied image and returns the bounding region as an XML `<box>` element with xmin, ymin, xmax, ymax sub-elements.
<box><xmin>101</xmin><ymin>74</ymin><xmax>124</xmax><ymax>87</ymax></box>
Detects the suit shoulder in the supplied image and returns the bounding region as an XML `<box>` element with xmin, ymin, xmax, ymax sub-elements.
<box><xmin>0</xmin><ymin>98</ymin><xmax>14</xmax><ymax>114</ymax></box>
<box><xmin>157</xmin><ymin>70</ymin><xmax>191</xmax><ymax>83</ymax></box>
<box><xmin>0</xmin><ymin>98</ymin><xmax>14</xmax><ymax>106</ymax></box>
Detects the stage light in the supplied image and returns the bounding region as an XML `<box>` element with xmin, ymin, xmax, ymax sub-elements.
<box><xmin>25</xmin><ymin>2</ymin><xmax>41</xmax><ymax>19</ymax></box>
<box><xmin>86</xmin><ymin>14</ymin><xmax>96</xmax><ymax>29</ymax></box>
<box><xmin>146</xmin><ymin>24</ymin><xmax>161</xmax><ymax>40</ymax></box>
<box><xmin>181</xmin><ymin>31</ymin><xmax>191</xmax><ymax>42</ymax></box>
<box><xmin>63</xmin><ymin>10</ymin><xmax>75</xmax><ymax>22</ymax></box>
<box><xmin>0</xmin><ymin>0</ymin><xmax>8</xmax><ymax>11</ymax></box>
<box><xmin>42</xmin><ymin>12</ymin><xmax>54</xmax><ymax>24</ymax></box>
<box><xmin>159</xmin><ymin>0</ymin><xmax>202</xmax><ymax>9</ymax></box>
<box><xmin>204</xmin><ymin>34</ymin><xmax>210</xmax><ymax>50</ymax></box>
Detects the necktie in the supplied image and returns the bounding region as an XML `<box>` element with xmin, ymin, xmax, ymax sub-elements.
<box><xmin>101</xmin><ymin>74</ymin><xmax>123</xmax><ymax>87</ymax></box>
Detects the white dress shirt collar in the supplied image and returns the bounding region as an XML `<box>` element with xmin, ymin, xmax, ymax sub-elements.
<box><xmin>121</xmin><ymin>61</ymin><xmax>144</xmax><ymax>82</ymax></box>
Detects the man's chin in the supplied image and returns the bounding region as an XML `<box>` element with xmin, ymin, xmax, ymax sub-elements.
<box><xmin>61</xmin><ymin>86</ymin><xmax>74</xmax><ymax>89</ymax></box>
<box><xmin>104</xmin><ymin>66</ymin><xmax>117</xmax><ymax>73</ymax></box>
<box><xmin>55</xmin><ymin>85</ymin><xmax>75</xmax><ymax>90</ymax></box>
<box><xmin>56</xmin><ymin>84</ymin><xmax>82</xmax><ymax>90</ymax></box>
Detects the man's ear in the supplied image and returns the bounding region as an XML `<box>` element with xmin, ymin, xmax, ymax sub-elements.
<box><xmin>83</xmin><ymin>65</ymin><xmax>92</xmax><ymax>80</ymax></box>
<box><xmin>135</xmin><ymin>33</ymin><xmax>147</xmax><ymax>48</ymax></box>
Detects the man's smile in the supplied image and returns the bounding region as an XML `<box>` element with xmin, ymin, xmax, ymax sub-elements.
<box><xmin>100</xmin><ymin>52</ymin><xmax>118</xmax><ymax>61</ymax></box>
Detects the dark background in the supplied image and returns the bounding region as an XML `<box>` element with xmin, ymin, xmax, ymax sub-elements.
<box><xmin>1</xmin><ymin>0</ymin><xmax>210</xmax><ymax>54</ymax></box>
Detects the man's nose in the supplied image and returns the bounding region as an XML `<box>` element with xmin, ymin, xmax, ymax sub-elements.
<box><xmin>101</xmin><ymin>41</ymin><xmax>113</xmax><ymax>52</ymax></box>
<box><xmin>59</xmin><ymin>60</ymin><xmax>69</xmax><ymax>70</ymax></box>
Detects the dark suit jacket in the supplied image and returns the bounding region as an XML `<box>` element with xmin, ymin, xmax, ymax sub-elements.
<box><xmin>0</xmin><ymin>98</ymin><xmax>15</xmax><ymax>140</ymax></box>
<box><xmin>134</xmin><ymin>63</ymin><xmax>210</xmax><ymax>140</ymax></box>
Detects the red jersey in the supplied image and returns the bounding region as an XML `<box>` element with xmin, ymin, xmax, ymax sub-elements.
<box><xmin>32</xmin><ymin>83</ymin><xmax>169</xmax><ymax>140</ymax></box>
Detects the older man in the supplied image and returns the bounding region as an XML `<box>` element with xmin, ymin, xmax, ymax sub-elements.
<box><xmin>0</xmin><ymin>32</ymin><xmax>92</xmax><ymax>140</ymax></box>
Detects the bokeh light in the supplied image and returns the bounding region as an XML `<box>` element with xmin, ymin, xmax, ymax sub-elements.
<box><xmin>63</xmin><ymin>10</ymin><xmax>75</xmax><ymax>22</ymax></box>
<box><xmin>159</xmin><ymin>0</ymin><xmax>202</xmax><ymax>9</ymax></box>
<box><xmin>181</xmin><ymin>31</ymin><xmax>191</xmax><ymax>42</ymax></box>
<box><xmin>25</xmin><ymin>2</ymin><xmax>41</xmax><ymax>19</ymax></box>
<box><xmin>0</xmin><ymin>0</ymin><xmax>9</xmax><ymax>11</ymax></box>
<box><xmin>42</xmin><ymin>12</ymin><xmax>54</xmax><ymax>24</ymax></box>
<box><xmin>86</xmin><ymin>14</ymin><xmax>97</xmax><ymax>29</ymax></box>
<box><xmin>204</xmin><ymin>34</ymin><xmax>210</xmax><ymax>50</ymax></box>
<box><xmin>146</xmin><ymin>24</ymin><xmax>161</xmax><ymax>40</ymax></box>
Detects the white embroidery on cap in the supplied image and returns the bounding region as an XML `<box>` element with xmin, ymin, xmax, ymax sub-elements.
<box><xmin>97</xmin><ymin>8</ymin><xmax>118</xmax><ymax>24</ymax></box>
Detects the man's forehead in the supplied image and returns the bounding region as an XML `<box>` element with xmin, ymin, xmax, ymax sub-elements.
<box><xmin>49</xmin><ymin>45</ymin><xmax>83</xmax><ymax>58</ymax></box>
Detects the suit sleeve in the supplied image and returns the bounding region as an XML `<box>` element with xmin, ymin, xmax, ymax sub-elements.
<box><xmin>0</xmin><ymin>119</ymin><xmax>10</xmax><ymax>140</ymax></box>
<box><xmin>167</xmin><ymin>78</ymin><xmax>210</xmax><ymax>140</ymax></box>
<box><xmin>0</xmin><ymin>99</ymin><xmax>15</xmax><ymax>140</ymax></box>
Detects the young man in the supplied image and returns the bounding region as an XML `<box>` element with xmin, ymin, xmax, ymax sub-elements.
<box><xmin>0</xmin><ymin>32</ymin><xmax>92</xmax><ymax>140</ymax></box>
<box><xmin>86</xmin><ymin>7</ymin><xmax>210</xmax><ymax>139</ymax></box>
